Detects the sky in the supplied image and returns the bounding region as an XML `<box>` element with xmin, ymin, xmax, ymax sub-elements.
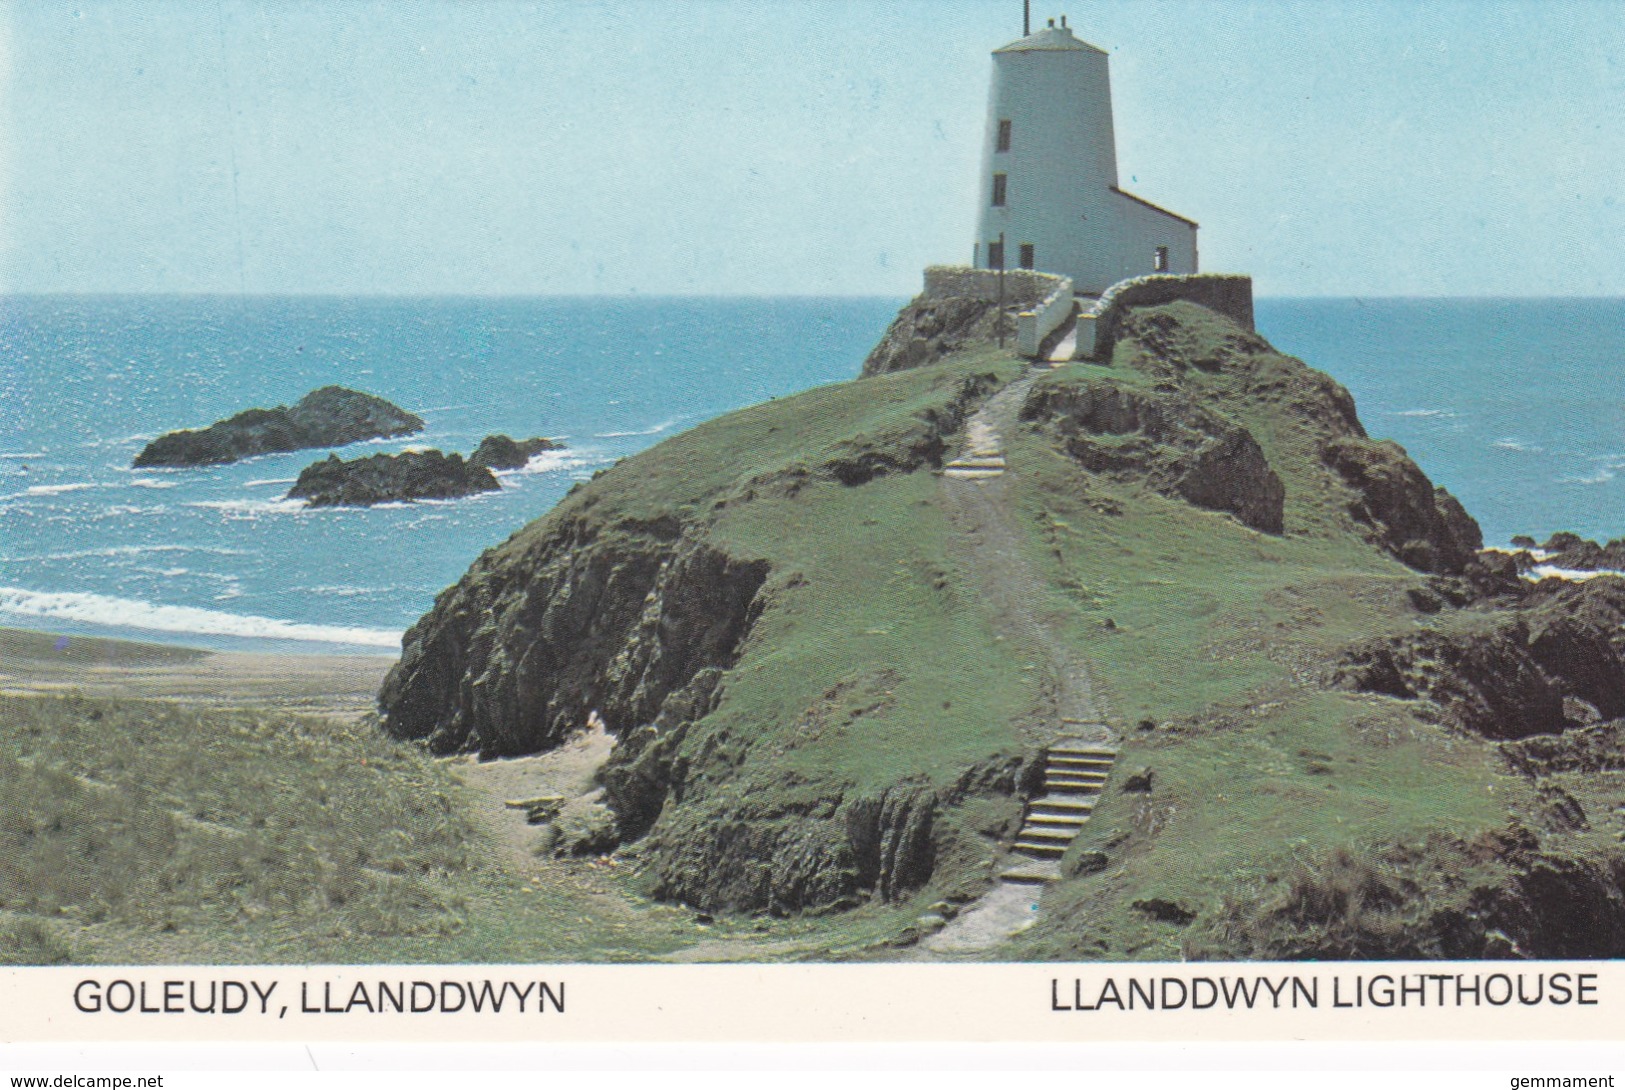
<box><xmin>2</xmin><ymin>0</ymin><xmax>1623</xmax><ymax>298</ymax></box>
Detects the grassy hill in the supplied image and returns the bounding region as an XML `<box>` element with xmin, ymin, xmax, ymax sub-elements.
<box><xmin>376</xmin><ymin>294</ymin><xmax>1625</xmax><ymax>957</ymax></box>
<box><xmin>8</xmin><ymin>295</ymin><xmax>1624</xmax><ymax>962</ymax></box>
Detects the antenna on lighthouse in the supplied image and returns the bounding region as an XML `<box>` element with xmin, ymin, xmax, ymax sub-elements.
<box><xmin>1023</xmin><ymin>0</ymin><xmax>1030</xmax><ymax>36</ymax></box>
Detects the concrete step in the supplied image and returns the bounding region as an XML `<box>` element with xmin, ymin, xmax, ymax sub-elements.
<box><xmin>1046</xmin><ymin>771</ymin><xmax>1108</xmax><ymax>788</ymax></box>
<box><xmin>1029</xmin><ymin>795</ymin><xmax>1096</xmax><ymax>815</ymax></box>
<box><xmin>1023</xmin><ymin>812</ymin><xmax>1090</xmax><ymax>830</ymax></box>
<box><xmin>1047</xmin><ymin>763</ymin><xmax>1110</xmax><ymax>775</ymax></box>
<box><xmin>943</xmin><ymin>467</ymin><xmax>1004</xmax><ymax>480</ymax></box>
<box><xmin>1050</xmin><ymin>740</ymin><xmax>1117</xmax><ymax>757</ymax></box>
<box><xmin>1047</xmin><ymin>754</ymin><xmax>1115</xmax><ymax>770</ymax></box>
<box><xmin>946</xmin><ymin>456</ymin><xmax>1006</xmax><ymax>469</ymax></box>
<box><xmin>1046</xmin><ymin>750</ymin><xmax>1111</xmax><ymax>766</ymax></box>
<box><xmin>1017</xmin><ymin>829</ymin><xmax>1083</xmax><ymax>848</ymax></box>
<box><xmin>1012</xmin><ymin>840</ymin><xmax>1067</xmax><ymax>859</ymax></box>
<box><xmin>1016</xmin><ymin>824</ymin><xmax>1076</xmax><ymax>844</ymax></box>
<box><xmin>1001</xmin><ymin>860</ymin><xmax>1062</xmax><ymax>884</ymax></box>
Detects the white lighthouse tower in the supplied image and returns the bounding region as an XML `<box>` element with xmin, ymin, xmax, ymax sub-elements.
<box><xmin>973</xmin><ymin>16</ymin><xmax>1197</xmax><ymax>295</ymax></box>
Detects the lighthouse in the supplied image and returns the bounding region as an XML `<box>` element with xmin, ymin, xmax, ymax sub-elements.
<box><xmin>972</xmin><ymin>16</ymin><xmax>1198</xmax><ymax>295</ymax></box>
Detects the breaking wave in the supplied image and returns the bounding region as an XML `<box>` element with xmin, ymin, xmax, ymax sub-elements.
<box><xmin>0</xmin><ymin>585</ymin><xmax>402</xmax><ymax>648</ymax></box>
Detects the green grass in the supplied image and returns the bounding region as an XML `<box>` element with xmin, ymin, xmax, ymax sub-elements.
<box><xmin>0</xmin><ymin>692</ymin><xmax>697</xmax><ymax>963</ymax></box>
<box><xmin>710</xmin><ymin>469</ymin><xmax>1036</xmax><ymax>793</ymax></box>
<box><xmin>516</xmin><ymin>347</ymin><xmax>1024</xmax><ymax>531</ymax></box>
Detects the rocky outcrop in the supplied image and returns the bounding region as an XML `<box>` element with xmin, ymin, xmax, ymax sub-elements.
<box><xmin>1522</xmin><ymin>532</ymin><xmax>1625</xmax><ymax>572</ymax></box>
<box><xmin>1502</xmin><ymin>721</ymin><xmax>1625</xmax><ymax>777</ymax></box>
<box><xmin>379</xmin><ymin>517</ymin><xmax>770</xmax><ymax>758</ymax></box>
<box><xmin>1099</xmin><ymin>303</ymin><xmax>1481</xmax><ymax>574</ymax></box>
<box><xmin>862</xmin><ymin>269</ymin><xmax>1056</xmax><ymax>376</ymax></box>
<box><xmin>1332</xmin><ymin>576</ymin><xmax>1625</xmax><ymax>739</ymax></box>
<box><xmin>1323</xmin><ymin>438</ymin><xmax>1482</xmax><ymax>574</ymax></box>
<box><xmin>638</xmin><ymin>753</ymin><xmax>1031</xmax><ymax>915</ymax></box>
<box><xmin>1189</xmin><ymin>832</ymin><xmax>1625</xmax><ymax>960</ymax></box>
<box><xmin>469</xmin><ymin>434</ymin><xmax>561</xmax><ymax>470</ymax></box>
<box><xmin>287</xmin><ymin>450</ymin><xmax>499</xmax><ymax>507</ymax></box>
<box><xmin>1021</xmin><ymin>381</ymin><xmax>1286</xmax><ymax>534</ymax></box>
<box><xmin>134</xmin><ymin>386</ymin><xmax>423</xmax><ymax>467</ymax></box>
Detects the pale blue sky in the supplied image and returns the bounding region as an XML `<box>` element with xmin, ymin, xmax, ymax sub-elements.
<box><xmin>4</xmin><ymin>0</ymin><xmax>1622</xmax><ymax>297</ymax></box>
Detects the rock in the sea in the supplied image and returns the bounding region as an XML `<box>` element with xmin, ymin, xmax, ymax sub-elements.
<box><xmin>134</xmin><ymin>386</ymin><xmax>424</xmax><ymax>468</ymax></box>
<box><xmin>468</xmin><ymin>433</ymin><xmax>561</xmax><ymax>470</ymax></box>
<box><xmin>287</xmin><ymin>450</ymin><xmax>499</xmax><ymax>507</ymax></box>
<box><xmin>1529</xmin><ymin>532</ymin><xmax>1625</xmax><ymax>572</ymax></box>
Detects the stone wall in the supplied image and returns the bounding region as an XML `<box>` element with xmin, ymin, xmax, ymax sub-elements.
<box><xmin>1016</xmin><ymin>276</ymin><xmax>1075</xmax><ymax>358</ymax></box>
<box><xmin>922</xmin><ymin>265</ymin><xmax>1063</xmax><ymax>310</ymax></box>
<box><xmin>1084</xmin><ymin>274</ymin><xmax>1254</xmax><ymax>360</ymax></box>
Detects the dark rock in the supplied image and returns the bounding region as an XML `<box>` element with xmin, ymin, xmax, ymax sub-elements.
<box><xmin>1407</xmin><ymin>586</ymin><xmax>1444</xmax><ymax>614</ymax></box>
<box><xmin>1122</xmin><ymin>767</ymin><xmax>1153</xmax><ymax>793</ymax></box>
<box><xmin>469</xmin><ymin>434</ymin><xmax>562</xmax><ymax>470</ymax></box>
<box><xmin>1510</xmin><ymin>535</ymin><xmax>1538</xmax><ymax>549</ymax></box>
<box><xmin>134</xmin><ymin>386</ymin><xmax>423</xmax><ymax>467</ymax></box>
<box><xmin>1322</xmin><ymin>437</ymin><xmax>1482</xmax><ymax>574</ymax></box>
<box><xmin>1133</xmin><ymin>898</ymin><xmax>1196</xmax><ymax>925</ymax></box>
<box><xmin>1536</xmin><ymin>785</ymin><xmax>1589</xmax><ymax>831</ymax></box>
<box><xmin>1502</xmin><ymin>721</ymin><xmax>1625</xmax><ymax>777</ymax></box>
<box><xmin>1333</xmin><ymin>577</ymin><xmax>1625</xmax><ymax>740</ymax></box>
<box><xmin>287</xmin><ymin>450</ymin><xmax>499</xmax><ymax>507</ymax></box>
<box><xmin>379</xmin><ymin>518</ymin><xmax>769</xmax><ymax>758</ymax></box>
<box><xmin>1022</xmin><ymin>381</ymin><xmax>1285</xmax><ymax>534</ymax></box>
<box><xmin>1527</xmin><ymin>532</ymin><xmax>1625</xmax><ymax>573</ymax></box>
<box><xmin>1542</xmin><ymin>531</ymin><xmax>1586</xmax><ymax>553</ymax></box>
<box><xmin>1069</xmin><ymin>850</ymin><xmax>1110</xmax><ymax>876</ymax></box>
<box><xmin>554</xmin><ymin>803</ymin><xmax>618</xmax><ymax>856</ymax></box>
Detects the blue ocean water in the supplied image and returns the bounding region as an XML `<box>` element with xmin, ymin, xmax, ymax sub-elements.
<box><xmin>0</xmin><ymin>296</ymin><xmax>898</xmax><ymax>653</ymax></box>
<box><xmin>1</xmin><ymin>295</ymin><xmax>1621</xmax><ymax>654</ymax></box>
<box><xmin>1256</xmin><ymin>298</ymin><xmax>1625</xmax><ymax>548</ymax></box>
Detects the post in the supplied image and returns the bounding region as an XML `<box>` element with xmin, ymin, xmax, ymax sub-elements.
<box><xmin>1023</xmin><ymin>0</ymin><xmax>1030</xmax><ymax>36</ymax></box>
<box><xmin>996</xmin><ymin>231</ymin><xmax>1007</xmax><ymax>349</ymax></box>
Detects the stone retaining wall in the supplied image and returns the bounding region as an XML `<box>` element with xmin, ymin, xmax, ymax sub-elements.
<box><xmin>923</xmin><ymin>265</ymin><xmax>1064</xmax><ymax>310</ymax></box>
<box><xmin>1084</xmin><ymin>274</ymin><xmax>1255</xmax><ymax>360</ymax></box>
<box><xmin>1017</xmin><ymin>276</ymin><xmax>1075</xmax><ymax>358</ymax></box>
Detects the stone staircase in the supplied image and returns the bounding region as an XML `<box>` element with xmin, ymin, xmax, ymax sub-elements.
<box><xmin>1000</xmin><ymin>737</ymin><xmax>1116</xmax><ymax>884</ymax></box>
<box><xmin>942</xmin><ymin>452</ymin><xmax>1006</xmax><ymax>479</ymax></box>
<box><xmin>942</xmin><ymin>413</ymin><xmax>1008</xmax><ymax>480</ymax></box>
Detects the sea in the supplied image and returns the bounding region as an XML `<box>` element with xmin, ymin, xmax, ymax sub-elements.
<box><xmin>2</xmin><ymin>295</ymin><xmax>1622</xmax><ymax>656</ymax></box>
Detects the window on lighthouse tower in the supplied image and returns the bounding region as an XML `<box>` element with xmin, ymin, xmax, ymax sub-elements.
<box><xmin>996</xmin><ymin>119</ymin><xmax>1012</xmax><ymax>152</ymax></box>
<box><xmin>991</xmin><ymin>173</ymin><xmax>1007</xmax><ymax>207</ymax></box>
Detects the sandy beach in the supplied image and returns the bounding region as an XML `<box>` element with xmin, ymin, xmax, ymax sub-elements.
<box><xmin>0</xmin><ymin>626</ymin><xmax>394</xmax><ymax>718</ymax></box>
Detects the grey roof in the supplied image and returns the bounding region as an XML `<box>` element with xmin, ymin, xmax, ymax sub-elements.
<box><xmin>994</xmin><ymin>23</ymin><xmax>1106</xmax><ymax>55</ymax></box>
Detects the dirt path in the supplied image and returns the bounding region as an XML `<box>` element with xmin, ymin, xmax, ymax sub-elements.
<box><xmin>448</xmin><ymin>720</ymin><xmax>831</xmax><ymax>963</ymax></box>
<box><xmin>923</xmin><ymin>365</ymin><xmax>1114</xmax><ymax>958</ymax></box>
<box><xmin>936</xmin><ymin>370</ymin><xmax>1109</xmax><ymax>744</ymax></box>
<box><xmin>443</xmin><ymin>717</ymin><xmax>615</xmax><ymax>874</ymax></box>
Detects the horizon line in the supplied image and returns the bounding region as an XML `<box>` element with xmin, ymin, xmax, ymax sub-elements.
<box><xmin>5</xmin><ymin>290</ymin><xmax>1625</xmax><ymax>302</ymax></box>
